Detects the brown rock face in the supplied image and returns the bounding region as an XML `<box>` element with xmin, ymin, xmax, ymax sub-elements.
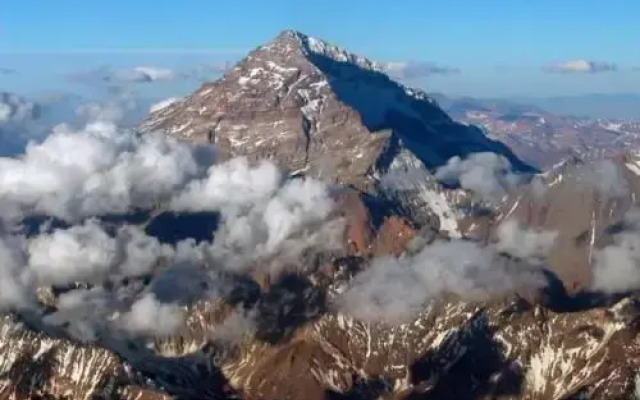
<box><xmin>373</xmin><ymin>216</ymin><xmax>417</xmax><ymax>256</ymax></box>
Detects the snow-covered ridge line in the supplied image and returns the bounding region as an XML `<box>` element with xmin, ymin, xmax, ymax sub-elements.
<box><xmin>273</xmin><ymin>30</ymin><xmax>433</xmax><ymax>103</ymax></box>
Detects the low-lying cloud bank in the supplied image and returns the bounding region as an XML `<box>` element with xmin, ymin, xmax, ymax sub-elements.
<box><xmin>0</xmin><ymin>89</ymin><xmax>588</xmax><ymax>343</ymax></box>
<box><xmin>0</xmin><ymin>103</ymin><xmax>344</xmax><ymax>341</ymax></box>
<box><xmin>435</xmin><ymin>152</ymin><xmax>524</xmax><ymax>202</ymax></box>
<box><xmin>337</xmin><ymin>220</ymin><xmax>556</xmax><ymax>325</ymax></box>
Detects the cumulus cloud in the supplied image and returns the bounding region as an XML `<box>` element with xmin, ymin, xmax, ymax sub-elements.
<box><xmin>338</xmin><ymin>239</ymin><xmax>544</xmax><ymax>324</ymax></box>
<box><xmin>544</xmin><ymin>59</ymin><xmax>617</xmax><ymax>74</ymax></box>
<box><xmin>0</xmin><ymin>94</ymin><xmax>345</xmax><ymax>343</ymax></box>
<box><xmin>338</xmin><ymin>257</ymin><xmax>426</xmax><ymax>324</ymax></box>
<box><xmin>435</xmin><ymin>152</ymin><xmax>523</xmax><ymax>202</ymax></box>
<box><xmin>0</xmin><ymin>92</ymin><xmax>40</xmax><ymax>124</ymax></box>
<box><xmin>44</xmin><ymin>289</ymin><xmax>184</xmax><ymax>341</ymax></box>
<box><xmin>172</xmin><ymin>157</ymin><xmax>344</xmax><ymax>271</ymax></box>
<box><xmin>381</xmin><ymin>61</ymin><xmax>460</xmax><ymax>79</ymax></box>
<box><xmin>44</xmin><ymin>287</ymin><xmax>117</xmax><ymax>342</ymax></box>
<box><xmin>119</xmin><ymin>293</ymin><xmax>185</xmax><ymax>337</ymax></box>
<box><xmin>28</xmin><ymin>220</ymin><xmax>117</xmax><ymax>285</ymax></box>
<box><xmin>0</xmin><ymin>92</ymin><xmax>44</xmax><ymax>155</ymax></box>
<box><xmin>211</xmin><ymin>309</ymin><xmax>257</xmax><ymax>344</ymax></box>
<box><xmin>0</xmin><ymin>118</ymin><xmax>211</xmax><ymax>221</ymax></box>
<box><xmin>171</xmin><ymin>157</ymin><xmax>282</xmax><ymax>212</ymax></box>
<box><xmin>0</xmin><ymin>233</ymin><xmax>32</xmax><ymax>310</ymax></box>
<box><xmin>495</xmin><ymin>219</ymin><xmax>557</xmax><ymax>261</ymax></box>
<box><xmin>28</xmin><ymin>219</ymin><xmax>173</xmax><ymax>286</ymax></box>
<box><xmin>592</xmin><ymin>210</ymin><xmax>640</xmax><ymax>293</ymax></box>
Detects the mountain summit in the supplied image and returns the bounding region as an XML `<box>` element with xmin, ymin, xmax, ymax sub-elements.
<box><xmin>142</xmin><ymin>30</ymin><xmax>533</xmax><ymax>188</ymax></box>
<box><xmin>141</xmin><ymin>30</ymin><xmax>535</xmax><ymax>236</ymax></box>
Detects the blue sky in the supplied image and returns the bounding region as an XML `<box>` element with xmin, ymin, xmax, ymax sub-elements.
<box><xmin>1</xmin><ymin>0</ymin><xmax>639</xmax><ymax>98</ymax></box>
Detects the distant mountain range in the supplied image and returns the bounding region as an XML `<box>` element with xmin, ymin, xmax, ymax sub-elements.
<box><xmin>431</xmin><ymin>93</ymin><xmax>640</xmax><ymax>169</ymax></box>
<box><xmin>509</xmin><ymin>93</ymin><xmax>640</xmax><ymax>120</ymax></box>
<box><xmin>434</xmin><ymin>93</ymin><xmax>640</xmax><ymax>120</ymax></box>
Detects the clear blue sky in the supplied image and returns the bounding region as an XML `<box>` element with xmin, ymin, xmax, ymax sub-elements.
<box><xmin>1</xmin><ymin>0</ymin><xmax>639</xmax><ymax>97</ymax></box>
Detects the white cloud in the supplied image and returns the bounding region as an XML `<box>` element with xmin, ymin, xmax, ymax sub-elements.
<box><xmin>128</xmin><ymin>66</ymin><xmax>175</xmax><ymax>81</ymax></box>
<box><xmin>0</xmin><ymin>92</ymin><xmax>45</xmax><ymax>155</ymax></box>
<box><xmin>495</xmin><ymin>219</ymin><xmax>557</xmax><ymax>261</ymax></box>
<box><xmin>338</xmin><ymin>256</ymin><xmax>426</xmax><ymax>324</ymax></box>
<box><xmin>28</xmin><ymin>220</ymin><xmax>174</xmax><ymax>286</ymax></box>
<box><xmin>0</xmin><ymin>233</ymin><xmax>32</xmax><ymax>310</ymax></box>
<box><xmin>119</xmin><ymin>293</ymin><xmax>185</xmax><ymax>337</ymax></box>
<box><xmin>172</xmin><ymin>157</ymin><xmax>343</xmax><ymax>271</ymax></box>
<box><xmin>435</xmin><ymin>152</ymin><xmax>523</xmax><ymax>202</ymax></box>
<box><xmin>0</xmin><ymin>118</ymin><xmax>210</xmax><ymax>221</ymax></box>
<box><xmin>592</xmin><ymin>210</ymin><xmax>640</xmax><ymax>293</ymax></box>
<box><xmin>544</xmin><ymin>59</ymin><xmax>617</xmax><ymax>74</ymax></box>
<box><xmin>44</xmin><ymin>287</ymin><xmax>116</xmax><ymax>342</ymax></box>
<box><xmin>171</xmin><ymin>157</ymin><xmax>282</xmax><ymax>212</ymax></box>
<box><xmin>68</xmin><ymin>62</ymin><xmax>235</xmax><ymax>87</ymax></box>
<box><xmin>0</xmin><ymin>92</ymin><xmax>39</xmax><ymax>123</ymax></box>
<box><xmin>211</xmin><ymin>309</ymin><xmax>256</xmax><ymax>344</ymax></box>
<box><xmin>28</xmin><ymin>220</ymin><xmax>118</xmax><ymax>285</ymax></box>
<box><xmin>381</xmin><ymin>61</ymin><xmax>460</xmax><ymax>79</ymax></box>
<box><xmin>0</xmin><ymin>94</ymin><xmax>347</xmax><ymax>343</ymax></box>
<box><xmin>338</xmin><ymin>239</ymin><xmax>544</xmax><ymax>324</ymax></box>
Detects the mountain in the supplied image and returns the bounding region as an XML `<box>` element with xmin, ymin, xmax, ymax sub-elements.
<box><xmin>3</xmin><ymin>30</ymin><xmax>640</xmax><ymax>400</ymax></box>
<box><xmin>142</xmin><ymin>30</ymin><xmax>537</xmax><ymax>235</ymax></box>
<box><xmin>142</xmin><ymin>31</ymin><xmax>532</xmax><ymax>177</ymax></box>
<box><xmin>432</xmin><ymin>93</ymin><xmax>640</xmax><ymax>169</ymax></box>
